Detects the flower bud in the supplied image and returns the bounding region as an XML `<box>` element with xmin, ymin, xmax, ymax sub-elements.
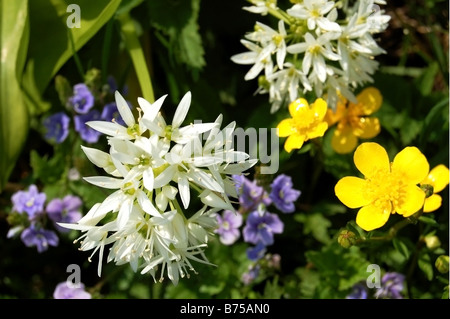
<box><xmin>420</xmin><ymin>183</ymin><xmax>434</xmax><ymax>198</ymax></box>
<box><xmin>338</xmin><ymin>229</ymin><xmax>358</xmax><ymax>248</ymax></box>
<box><xmin>424</xmin><ymin>235</ymin><xmax>441</xmax><ymax>250</ymax></box>
<box><xmin>435</xmin><ymin>255</ymin><xmax>449</xmax><ymax>274</ymax></box>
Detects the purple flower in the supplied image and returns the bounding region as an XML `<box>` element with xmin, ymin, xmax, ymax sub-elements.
<box><xmin>215</xmin><ymin>210</ymin><xmax>243</xmax><ymax>245</ymax></box>
<box><xmin>74</xmin><ymin>110</ymin><xmax>102</xmax><ymax>143</ymax></box>
<box><xmin>346</xmin><ymin>283</ymin><xmax>368</xmax><ymax>299</ymax></box>
<box><xmin>233</xmin><ymin>175</ymin><xmax>271</xmax><ymax>212</ymax></box>
<box><xmin>43</xmin><ymin>112</ymin><xmax>70</xmax><ymax>144</ymax></box>
<box><xmin>46</xmin><ymin>195</ymin><xmax>83</xmax><ymax>233</ymax></box>
<box><xmin>243</xmin><ymin>211</ymin><xmax>284</xmax><ymax>246</ymax></box>
<box><xmin>241</xmin><ymin>264</ymin><xmax>261</xmax><ymax>285</ymax></box>
<box><xmin>374</xmin><ymin>272</ymin><xmax>405</xmax><ymax>299</ymax></box>
<box><xmin>101</xmin><ymin>101</ymin><xmax>126</xmax><ymax>126</ymax></box>
<box><xmin>53</xmin><ymin>281</ymin><xmax>91</xmax><ymax>299</ymax></box>
<box><xmin>11</xmin><ymin>185</ymin><xmax>46</xmax><ymax>219</ymax></box>
<box><xmin>20</xmin><ymin>224</ymin><xmax>59</xmax><ymax>253</ymax></box>
<box><xmin>269</xmin><ymin>174</ymin><xmax>301</xmax><ymax>213</ymax></box>
<box><xmin>246</xmin><ymin>241</ymin><xmax>267</xmax><ymax>261</ymax></box>
<box><xmin>68</xmin><ymin>83</ymin><xmax>94</xmax><ymax>114</ymax></box>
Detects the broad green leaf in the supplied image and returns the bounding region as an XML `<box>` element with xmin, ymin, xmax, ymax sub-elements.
<box><xmin>22</xmin><ymin>0</ymin><xmax>122</xmax><ymax>115</ymax></box>
<box><xmin>295</xmin><ymin>213</ymin><xmax>332</xmax><ymax>244</ymax></box>
<box><xmin>415</xmin><ymin>62</ymin><xmax>439</xmax><ymax>96</ymax></box>
<box><xmin>0</xmin><ymin>0</ymin><xmax>30</xmax><ymax>192</ymax></box>
<box><xmin>418</xmin><ymin>252</ymin><xmax>434</xmax><ymax>281</ymax></box>
<box><xmin>392</xmin><ymin>237</ymin><xmax>411</xmax><ymax>260</ymax></box>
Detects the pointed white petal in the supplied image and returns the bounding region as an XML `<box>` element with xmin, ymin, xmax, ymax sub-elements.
<box><xmin>86</xmin><ymin>121</ymin><xmax>129</xmax><ymax>138</ymax></box>
<box><xmin>115</xmin><ymin>91</ymin><xmax>135</xmax><ymax>127</ymax></box>
<box><xmin>178</xmin><ymin>176</ymin><xmax>190</xmax><ymax>209</ymax></box>
<box><xmin>139</xmin><ymin>94</ymin><xmax>167</xmax><ymax>121</ymax></box>
<box><xmin>81</xmin><ymin>146</ymin><xmax>111</xmax><ymax>168</ymax></box>
<box><xmin>154</xmin><ymin>165</ymin><xmax>177</xmax><ymax>188</ymax></box>
<box><xmin>172</xmin><ymin>91</ymin><xmax>192</xmax><ymax>128</ymax></box>
<box><xmin>136</xmin><ymin>189</ymin><xmax>162</xmax><ymax>217</ymax></box>
<box><xmin>143</xmin><ymin>168</ymin><xmax>154</xmax><ymax>191</ymax></box>
<box><xmin>83</xmin><ymin>176</ymin><xmax>123</xmax><ymax>189</ymax></box>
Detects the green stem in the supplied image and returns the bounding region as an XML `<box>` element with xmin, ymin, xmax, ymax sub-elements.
<box><xmin>116</xmin><ymin>13</ymin><xmax>155</xmax><ymax>103</ymax></box>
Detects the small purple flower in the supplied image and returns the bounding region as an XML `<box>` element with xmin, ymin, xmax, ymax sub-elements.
<box><xmin>241</xmin><ymin>264</ymin><xmax>261</xmax><ymax>285</ymax></box>
<box><xmin>53</xmin><ymin>281</ymin><xmax>91</xmax><ymax>299</ymax></box>
<box><xmin>74</xmin><ymin>109</ymin><xmax>102</xmax><ymax>143</ymax></box>
<box><xmin>46</xmin><ymin>195</ymin><xmax>83</xmax><ymax>233</ymax></box>
<box><xmin>20</xmin><ymin>224</ymin><xmax>59</xmax><ymax>253</ymax></box>
<box><xmin>374</xmin><ymin>272</ymin><xmax>405</xmax><ymax>299</ymax></box>
<box><xmin>11</xmin><ymin>185</ymin><xmax>46</xmax><ymax>219</ymax></box>
<box><xmin>68</xmin><ymin>83</ymin><xmax>94</xmax><ymax>114</ymax></box>
<box><xmin>269</xmin><ymin>174</ymin><xmax>301</xmax><ymax>213</ymax></box>
<box><xmin>43</xmin><ymin>112</ymin><xmax>70</xmax><ymax>144</ymax></box>
<box><xmin>246</xmin><ymin>241</ymin><xmax>267</xmax><ymax>261</ymax></box>
<box><xmin>233</xmin><ymin>175</ymin><xmax>271</xmax><ymax>212</ymax></box>
<box><xmin>101</xmin><ymin>101</ymin><xmax>126</xmax><ymax>126</ymax></box>
<box><xmin>215</xmin><ymin>210</ymin><xmax>243</xmax><ymax>245</ymax></box>
<box><xmin>243</xmin><ymin>211</ymin><xmax>284</xmax><ymax>246</ymax></box>
<box><xmin>346</xmin><ymin>283</ymin><xmax>368</xmax><ymax>299</ymax></box>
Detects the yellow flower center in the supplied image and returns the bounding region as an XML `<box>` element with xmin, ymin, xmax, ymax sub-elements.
<box><xmin>308</xmin><ymin>45</ymin><xmax>321</xmax><ymax>55</ymax></box>
<box><xmin>292</xmin><ymin>107</ymin><xmax>323</xmax><ymax>137</ymax></box>
<box><xmin>363</xmin><ymin>168</ymin><xmax>406</xmax><ymax>213</ymax></box>
<box><xmin>272</xmin><ymin>34</ymin><xmax>284</xmax><ymax>47</ymax></box>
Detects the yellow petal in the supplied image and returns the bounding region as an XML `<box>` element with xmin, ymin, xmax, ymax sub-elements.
<box><xmin>395</xmin><ymin>184</ymin><xmax>426</xmax><ymax>217</ymax></box>
<box><xmin>423</xmin><ymin>164</ymin><xmax>450</xmax><ymax>193</ymax></box>
<box><xmin>284</xmin><ymin>133</ymin><xmax>305</xmax><ymax>153</ymax></box>
<box><xmin>356</xmin><ymin>202</ymin><xmax>391</xmax><ymax>231</ymax></box>
<box><xmin>335</xmin><ymin>176</ymin><xmax>372</xmax><ymax>208</ymax></box>
<box><xmin>311</xmin><ymin>98</ymin><xmax>328</xmax><ymax>120</ymax></box>
<box><xmin>325</xmin><ymin>102</ymin><xmax>346</xmax><ymax>126</ymax></box>
<box><xmin>307</xmin><ymin>122</ymin><xmax>328</xmax><ymax>139</ymax></box>
<box><xmin>423</xmin><ymin>194</ymin><xmax>442</xmax><ymax>213</ymax></box>
<box><xmin>353</xmin><ymin>87</ymin><xmax>382</xmax><ymax>115</ymax></box>
<box><xmin>353</xmin><ymin>117</ymin><xmax>380</xmax><ymax>139</ymax></box>
<box><xmin>392</xmin><ymin>146</ymin><xmax>429</xmax><ymax>184</ymax></box>
<box><xmin>354</xmin><ymin>142</ymin><xmax>390</xmax><ymax>178</ymax></box>
<box><xmin>277</xmin><ymin>119</ymin><xmax>295</xmax><ymax>137</ymax></box>
<box><xmin>289</xmin><ymin>98</ymin><xmax>309</xmax><ymax>117</ymax></box>
<box><xmin>331</xmin><ymin>126</ymin><xmax>358</xmax><ymax>154</ymax></box>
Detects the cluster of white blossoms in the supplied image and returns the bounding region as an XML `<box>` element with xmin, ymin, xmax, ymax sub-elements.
<box><xmin>232</xmin><ymin>0</ymin><xmax>391</xmax><ymax>113</ymax></box>
<box><xmin>60</xmin><ymin>91</ymin><xmax>256</xmax><ymax>285</ymax></box>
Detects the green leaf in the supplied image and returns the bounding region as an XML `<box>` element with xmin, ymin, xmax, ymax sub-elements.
<box><xmin>22</xmin><ymin>0</ymin><xmax>122</xmax><ymax>115</ymax></box>
<box><xmin>415</xmin><ymin>62</ymin><xmax>439</xmax><ymax>96</ymax></box>
<box><xmin>419</xmin><ymin>215</ymin><xmax>439</xmax><ymax>227</ymax></box>
<box><xmin>392</xmin><ymin>237</ymin><xmax>411</xmax><ymax>260</ymax></box>
<box><xmin>295</xmin><ymin>213</ymin><xmax>332</xmax><ymax>244</ymax></box>
<box><xmin>29</xmin><ymin>150</ymin><xmax>65</xmax><ymax>185</ymax></box>
<box><xmin>148</xmin><ymin>0</ymin><xmax>205</xmax><ymax>74</ymax></box>
<box><xmin>418</xmin><ymin>252</ymin><xmax>434</xmax><ymax>281</ymax></box>
<box><xmin>0</xmin><ymin>0</ymin><xmax>30</xmax><ymax>192</ymax></box>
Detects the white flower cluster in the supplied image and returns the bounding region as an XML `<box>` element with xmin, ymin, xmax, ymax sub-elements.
<box><xmin>60</xmin><ymin>91</ymin><xmax>256</xmax><ymax>285</ymax></box>
<box><xmin>232</xmin><ymin>0</ymin><xmax>391</xmax><ymax>113</ymax></box>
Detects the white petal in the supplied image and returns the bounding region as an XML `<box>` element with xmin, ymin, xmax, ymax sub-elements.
<box><xmin>156</xmin><ymin>192</ymin><xmax>169</xmax><ymax>211</ymax></box>
<box><xmin>143</xmin><ymin>168</ymin><xmax>154</xmax><ymax>191</ymax></box>
<box><xmin>136</xmin><ymin>189</ymin><xmax>162</xmax><ymax>217</ymax></box>
<box><xmin>287</xmin><ymin>42</ymin><xmax>308</xmax><ymax>54</ymax></box>
<box><xmin>154</xmin><ymin>165</ymin><xmax>177</xmax><ymax>188</ymax></box>
<box><xmin>83</xmin><ymin>176</ymin><xmax>123</xmax><ymax>189</ymax></box>
<box><xmin>81</xmin><ymin>146</ymin><xmax>111</xmax><ymax>168</ymax></box>
<box><xmin>186</xmin><ymin>168</ymin><xmax>224</xmax><ymax>193</ymax></box>
<box><xmin>199</xmin><ymin>190</ymin><xmax>234</xmax><ymax>211</ymax></box>
<box><xmin>115</xmin><ymin>91</ymin><xmax>135</xmax><ymax>127</ymax></box>
<box><xmin>230</xmin><ymin>52</ymin><xmax>258</xmax><ymax>65</ymax></box>
<box><xmin>178</xmin><ymin>176</ymin><xmax>190</xmax><ymax>209</ymax></box>
<box><xmin>172</xmin><ymin>91</ymin><xmax>191</xmax><ymax>128</ymax></box>
<box><xmin>117</xmin><ymin>198</ymin><xmax>133</xmax><ymax>228</ymax></box>
<box><xmin>139</xmin><ymin>94</ymin><xmax>167</xmax><ymax>121</ymax></box>
<box><xmin>86</xmin><ymin>121</ymin><xmax>129</xmax><ymax>138</ymax></box>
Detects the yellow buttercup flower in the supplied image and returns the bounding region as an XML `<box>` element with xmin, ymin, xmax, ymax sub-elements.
<box><xmin>335</xmin><ymin>142</ymin><xmax>429</xmax><ymax>231</ymax></box>
<box><xmin>277</xmin><ymin>97</ymin><xmax>328</xmax><ymax>153</ymax></box>
<box><xmin>325</xmin><ymin>87</ymin><xmax>382</xmax><ymax>154</ymax></box>
<box><xmin>421</xmin><ymin>164</ymin><xmax>449</xmax><ymax>213</ymax></box>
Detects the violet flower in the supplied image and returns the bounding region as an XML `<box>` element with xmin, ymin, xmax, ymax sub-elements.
<box><xmin>68</xmin><ymin>83</ymin><xmax>94</xmax><ymax>114</ymax></box>
<box><xmin>46</xmin><ymin>195</ymin><xmax>83</xmax><ymax>233</ymax></box>
<box><xmin>243</xmin><ymin>210</ymin><xmax>284</xmax><ymax>246</ymax></box>
<box><xmin>43</xmin><ymin>112</ymin><xmax>70</xmax><ymax>144</ymax></box>
<box><xmin>11</xmin><ymin>185</ymin><xmax>46</xmax><ymax>220</ymax></box>
<box><xmin>20</xmin><ymin>224</ymin><xmax>59</xmax><ymax>253</ymax></box>
<box><xmin>269</xmin><ymin>174</ymin><xmax>301</xmax><ymax>213</ymax></box>
<box><xmin>215</xmin><ymin>210</ymin><xmax>243</xmax><ymax>245</ymax></box>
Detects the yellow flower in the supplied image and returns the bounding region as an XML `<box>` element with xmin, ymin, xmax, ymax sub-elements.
<box><xmin>325</xmin><ymin>87</ymin><xmax>382</xmax><ymax>154</ymax></box>
<box><xmin>421</xmin><ymin>164</ymin><xmax>449</xmax><ymax>213</ymax></box>
<box><xmin>277</xmin><ymin>97</ymin><xmax>328</xmax><ymax>153</ymax></box>
<box><xmin>335</xmin><ymin>142</ymin><xmax>429</xmax><ymax>231</ymax></box>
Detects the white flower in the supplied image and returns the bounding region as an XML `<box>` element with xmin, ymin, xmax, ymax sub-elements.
<box><xmin>142</xmin><ymin>91</ymin><xmax>215</xmax><ymax>145</ymax></box>
<box><xmin>243</xmin><ymin>0</ymin><xmax>277</xmax><ymax>16</ymax></box>
<box><xmin>287</xmin><ymin>0</ymin><xmax>341</xmax><ymax>32</ymax></box>
<box><xmin>231</xmin><ymin>39</ymin><xmax>275</xmax><ymax>81</ymax></box>
<box><xmin>61</xmin><ymin>90</ymin><xmax>256</xmax><ymax>285</ymax></box>
<box><xmin>287</xmin><ymin>32</ymin><xmax>341</xmax><ymax>82</ymax></box>
<box><xmin>246</xmin><ymin>20</ymin><xmax>287</xmax><ymax>69</ymax></box>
